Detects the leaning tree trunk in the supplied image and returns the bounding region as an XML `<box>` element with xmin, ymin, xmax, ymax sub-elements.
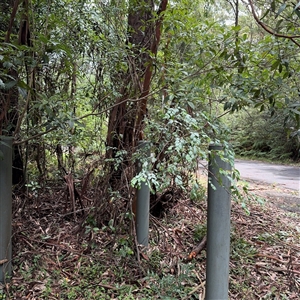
<box><xmin>106</xmin><ymin>0</ymin><xmax>168</xmax><ymax>189</ymax></box>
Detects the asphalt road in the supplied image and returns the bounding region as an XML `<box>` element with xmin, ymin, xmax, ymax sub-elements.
<box><xmin>234</xmin><ymin>159</ymin><xmax>300</xmax><ymax>192</ymax></box>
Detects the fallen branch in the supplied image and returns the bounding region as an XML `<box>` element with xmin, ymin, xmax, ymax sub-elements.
<box><xmin>187</xmin><ymin>235</ymin><xmax>207</xmax><ymax>261</ymax></box>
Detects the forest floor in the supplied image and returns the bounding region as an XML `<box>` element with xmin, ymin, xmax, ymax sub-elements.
<box><xmin>1</xmin><ymin>176</ymin><xmax>300</xmax><ymax>299</ymax></box>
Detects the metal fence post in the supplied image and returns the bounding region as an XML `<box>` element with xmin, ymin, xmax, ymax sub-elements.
<box><xmin>136</xmin><ymin>141</ymin><xmax>150</xmax><ymax>247</ymax></box>
<box><xmin>205</xmin><ymin>144</ymin><xmax>232</xmax><ymax>300</ymax></box>
<box><xmin>0</xmin><ymin>136</ymin><xmax>13</xmax><ymax>283</ymax></box>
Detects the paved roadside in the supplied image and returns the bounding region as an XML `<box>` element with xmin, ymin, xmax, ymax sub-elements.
<box><xmin>234</xmin><ymin>159</ymin><xmax>300</xmax><ymax>213</ymax></box>
<box><xmin>235</xmin><ymin>159</ymin><xmax>300</xmax><ymax>192</ymax></box>
<box><xmin>198</xmin><ymin>158</ymin><xmax>300</xmax><ymax>213</ymax></box>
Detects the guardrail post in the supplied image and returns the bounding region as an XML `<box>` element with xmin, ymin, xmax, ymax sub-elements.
<box><xmin>205</xmin><ymin>144</ymin><xmax>232</xmax><ymax>300</ymax></box>
<box><xmin>136</xmin><ymin>141</ymin><xmax>150</xmax><ymax>247</ymax></box>
<box><xmin>0</xmin><ymin>136</ymin><xmax>13</xmax><ymax>283</ymax></box>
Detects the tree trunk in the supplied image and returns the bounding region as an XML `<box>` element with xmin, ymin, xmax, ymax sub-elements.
<box><xmin>0</xmin><ymin>0</ymin><xmax>33</xmax><ymax>188</ymax></box>
<box><xmin>106</xmin><ymin>0</ymin><xmax>168</xmax><ymax>189</ymax></box>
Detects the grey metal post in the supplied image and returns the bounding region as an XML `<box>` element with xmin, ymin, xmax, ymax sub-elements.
<box><xmin>205</xmin><ymin>144</ymin><xmax>232</xmax><ymax>300</ymax></box>
<box><xmin>136</xmin><ymin>141</ymin><xmax>150</xmax><ymax>247</ymax></box>
<box><xmin>0</xmin><ymin>136</ymin><xmax>13</xmax><ymax>283</ymax></box>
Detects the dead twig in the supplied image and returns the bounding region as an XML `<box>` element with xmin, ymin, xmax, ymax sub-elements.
<box><xmin>187</xmin><ymin>235</ymin><xmax>207</xmax><ymax>261</ymax></box>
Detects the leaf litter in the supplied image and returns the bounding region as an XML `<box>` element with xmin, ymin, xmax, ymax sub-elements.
<box><xmin>1</xmin><ymin>179</ymin><xmax>299</xmax><ymax>299</ymax></box>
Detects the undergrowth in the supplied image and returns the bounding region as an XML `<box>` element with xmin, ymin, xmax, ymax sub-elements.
<box><xmin>1</xmin><ymin>181</ymin><xmax>300</xmax><ymax>299</ymax></box>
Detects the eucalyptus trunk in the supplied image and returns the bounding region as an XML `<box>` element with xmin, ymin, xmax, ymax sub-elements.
<box><xmin>106</xmin><ymin>0</ymin><xmax>168</xmax><ymax>189</ymax></box>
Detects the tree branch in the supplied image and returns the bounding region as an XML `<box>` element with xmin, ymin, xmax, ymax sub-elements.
<box><xmin>248</xmin><ymin>0</ymin><xmax>300</xmax><ymax>47</ymax></box>
<box><xmin>5</xmin><ymin>0</ymin><xmax>20</xmax><ymax>43</ymax></box>
<box><xmin>13</xmin><ymin>90</ymin><xmax>161</xmax><ymax>145</ymax></box>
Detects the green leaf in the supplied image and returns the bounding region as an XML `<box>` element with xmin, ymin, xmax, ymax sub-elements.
<box><xmin>5</xmin><ymin>80</ymin><xmax>17</xmax><ymax>89</ymax></box>
<box><xmin>289</xmin><ymin>103</ymin><xmax>300</xmax><ymax>108</ymax></box>
<box><xmin>275</xmin><ymin>19</ymin><xmax>283</xmax><ymax>30</ymax></box>
<box><xmin>224</xmin><ymin>102</ymin><xmax>231</xmax><ymax>110</ymax></box>
<box><xmin>260</xmin><ymin>9</ymin><xmax>270</xmax><ymax>20</ymax></box>
<box><xmin>271</xmin><ymin>0</ymin><xmax>276</xmax><ymax>12</ymax></box>
<box><xmin>3</xmin><ymin>61</ymin><xmax>13</xmax><ymax>69</ymax></box>
<box><xmin>290</xmin><ymin>108</ymin><xmax>300</xmax><ymax>115</ymax></box>
<box><xmin>294</xmin><ymin>9</ymin><xmax>300</xmax><ymax>18</ymax></box>
<box><xmin>232</xmin><ymin>25</ymin><xmax>241</xmax><ymax>32</ymax></box>
<box><xmin>271</xmin><ymin>60</ymin><xmax>280</xmax><ymax>70</ymax></box>
<box><xmin>187</xmin><ymin>101</ymin><xmax>195</xmax><ymax>109</ymax></box>
<box><xmin>252</xmin><ymin>89</ymin><xmax>261</xmax><ymax>98</ymax></box>
<box><xmin>275</xmin><ymin>3</ymin><xmax>286</xmax><ymax>18</ymax></box>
